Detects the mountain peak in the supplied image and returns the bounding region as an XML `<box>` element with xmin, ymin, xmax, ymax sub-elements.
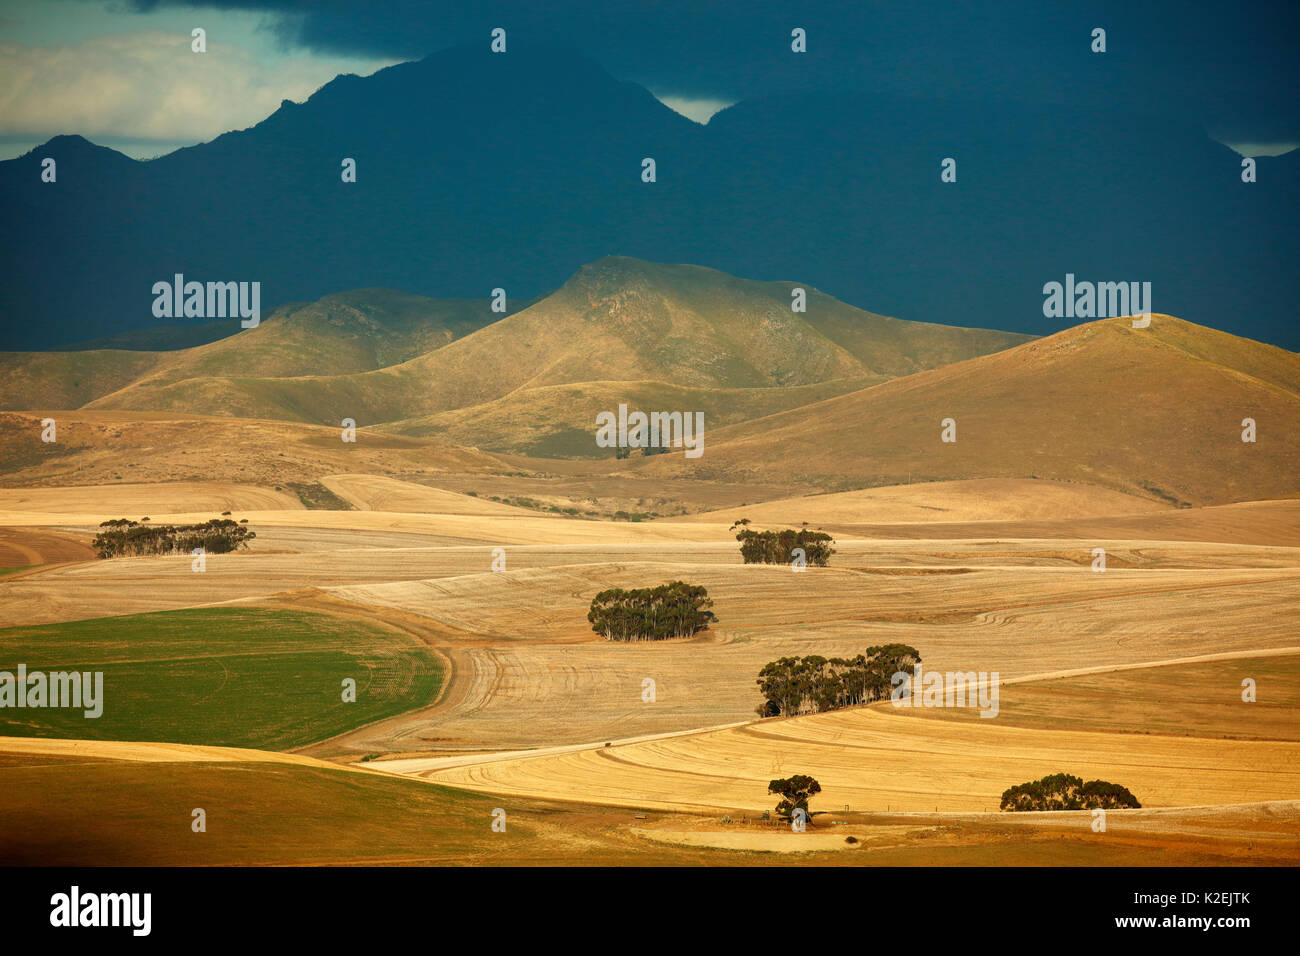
<box><xmin>564</xmin><ymin>256</ymin><xmax>723</xmax><ymax>287</ymax></box>
<box><xmin>21</xmin><ymin>134</ymin><xmax>133</xmax><ymax>164</ymax></box>
<box><xmin>292</xmin><ymin>43</ymin><xmax>688</xmax><ymax>131</ymax></box>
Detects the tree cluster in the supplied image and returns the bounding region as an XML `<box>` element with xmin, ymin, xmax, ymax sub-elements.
<box><xmin>587</xmin><ymin>581</ymin><xmax>716</xmax><ymax>641</ymax></box>
<box><xmin>730</xmin><ymin>519</ymin><xmax>835</xmax><ymax>566</ymax></box>
<box><xmin>1000</xmin><ymin>773</ymin><xmax>1141</xmax><ymax>811</ymax></box>
<box><xmin>755</xmin><ymin>645</ymin><xmax>921</xmax><ymax>717</ymax></box>
<box><xmin>93</xmin><ymin>518</ymin><xmax>255</xmax><ymax>558</ymax></box>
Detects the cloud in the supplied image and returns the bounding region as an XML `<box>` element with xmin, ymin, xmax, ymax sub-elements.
<box><xmin>653</xmin><ymin>95</ymin><xmax>733</xmax><ymax>125</ymax></box>
<box><xmin>121</xmin><ymin>0</ymin><xmax>1300</xmax><ymax>143</ymax></box>
<box><xmin>0</xmin><ymin>29</ymin><xmax>397</xmax><ymax>142</ymax></box>
<box><xmin>1221</xmin><ymin>141</ymin><xmax>1299</xmax><ymax>158</ymax></box>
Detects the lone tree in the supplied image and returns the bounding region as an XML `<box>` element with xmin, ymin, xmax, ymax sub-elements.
<box><xmin>768</xmin><ymin>774</ymin><xmax>822</xmax><ymax>821</ymax></box>
<box><xmin>1000</xmin><ymin>772</ymin><xmax>1141</xmax><ymax>811</ymax></box>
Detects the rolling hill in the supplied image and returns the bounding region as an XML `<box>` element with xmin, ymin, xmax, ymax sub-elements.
<box><xmin>666</xmin><ymin>314</ymin><xmax>1300</xmax><ymax>506</ymax></box>
<box><xmin>0</xmin><ymin>410</ymin><xmax>506</xmax><ymax>488</ymax></box>
<box><xmin>378</xmin><ymin>378</ymin><xmax>867</xmax><ymax>457</ymax></box>
<box><xmin>76</xmin><ymin>257</ymin><xmax>1030</xmax><ymax>432</ymax></box>
<box><xmin>4</xmin><ymin>262</ymin><xmax>1295</xmax><ymax>508</ymax></box>
<box><xmin>0</xmin><ymin>288</ymin><xmax>499</xmax><ymax>410</ymax></box>
<box><xmin>0</xmin><ymin>349</ymin><xmax>166</xmax><ymax>411</ymax></box>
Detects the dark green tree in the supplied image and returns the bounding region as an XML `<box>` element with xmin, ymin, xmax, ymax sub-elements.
<box><xmin>734</xmin><ymin>526</ymin><xmax>836</xmax><ymax>566</ymax></box>
<box><xmin>768</xmin><ymin>774</ymin><xmax>822</xmax><ymax>821</ymax></box>
<box><xmin>587</xmin><ymin>581</ymin><xmax>716</xmax><ymax>641</ymax></box>
<box><xmin>1000</xmin><ymin>772</ymin><xmax>1141</xmax><ymax>811</ymax></box>
<box><xmin>93</xmin><ymin>518</ymin><xmax>255</xmax><ymax>558</ymax></box>
<box><xmin>755</xmin><ymin>645</ymin><xmax>920</xmax><ymax>716</ymax></box>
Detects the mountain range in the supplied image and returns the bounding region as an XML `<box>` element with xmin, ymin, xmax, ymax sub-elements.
<box><xmin>1</xmin><ymin>255</ymin><xmax>1295</xmax><ymax>507</ymax></box>
<box><xmin>0</xmin><ymin>256</ymin><xmax>1027</xmax><ymax>429</ymax></box>
<box><xmin>1</xmin><ymin>44</ymin><xmax>1296</xmax><ymax>350</ymax></box>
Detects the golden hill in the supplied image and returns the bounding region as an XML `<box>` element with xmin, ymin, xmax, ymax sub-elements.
<box><xmin>660</xmin><ymin>315</ymin><xmax>1300</xmax><ymax>506</ymax></box>
<box><xmin>0</xmin><ymin>289</ymin><xmax>495</xmax><ymax>411</ymax></box>
<box><xmin>74</xmin><ymin>258</ymin><xmax>1030</xmax><ymax>426</ymax></box>
<box><xmin>0</xmin><ymin>349</ymin><xmax>162</xmax><ymax>410</ymax></box>
<box><xmin>378</xmin><ymin>377</ymin><xmax>873</xmax><ymax>456</ymax></box>
<box><xmin>0</xmin><ymin>410</ymin><xmax>505</xmax><ymax>488</ymax></box>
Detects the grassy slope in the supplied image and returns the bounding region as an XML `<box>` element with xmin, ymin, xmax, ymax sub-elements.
<box><xmin>380</xmin><ymin>377</ymin><xmax>876</xmax><ymax>456</ymax></box>
<box><xmin>115</xmin><ymin>289</ymin><xmax>499</xmax><ymax>385</ymax></box>
<box><xmin>0</xmin><ymin>410</ymin><xmax>505</xmax><ymax>487</ymax></box>
<box><xmin>0</xmin><ymin>349</ymin><xmax>163</xmax><ymax>410</ymax></box>
<box><xmin>0</xmin><ymin>607</ymin><xmax>441</xmax><ymax>749</ymax></box>
<box><xmin>0</xmin><ymin>758</ymin><xmax>714</xmax><ymax>866</ymax></box>
<box><xmin>1</xmin><ymin>289</ymin><xmax>496</xmax><ymax>411</ymax></box>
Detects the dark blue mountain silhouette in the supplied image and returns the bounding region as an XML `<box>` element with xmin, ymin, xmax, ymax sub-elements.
<box><xmin>1</xmin><ymin>43</ymin><xmax>1295</xmax><ymax>350</ymax></box>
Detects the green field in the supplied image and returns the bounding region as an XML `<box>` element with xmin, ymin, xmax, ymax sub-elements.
<box><xmin>0</xmin><ymin>606</ymin><xmax>442</xmax><ymax>749</ymax></box>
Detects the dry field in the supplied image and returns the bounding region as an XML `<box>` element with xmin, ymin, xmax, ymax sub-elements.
<box><xmin>3</xmin><ymin>477</ymin><xmax>1299</xmax><ymax>752</ymax></box>
<box><xmin>5</xmin><ymin>736</ymin><xmax>1290</xmax><ymax>864</ymax></box>
<box><xmin>313</xmin><ymin>557</ymin><xmax>1299</xmax><ymax>752</ymax></box>
<box><xmin>675</xmin><ymin>477</ymin><xmax>1168</xmax><ymax>525</ymax></box>
<box><xmin>621</xmin><ymin>800</ymin><xmax>1300</xmax><ymax>860</ymax></box>
<box><xmin>0</xmin><ymin>480</ymin><xmax>304</xmax><ymax>514</ymax></box>
<box><xmin>0</xmin><ymin>734</ymin><xmax>369</xmax><ymax>769</ymax></box>
<box><xmin>0</xmin><ymin>526</ymin><xmax>95</xmax><ymax>569</ymax></box>
<box><xmin>405</xmin><ymin>654</ymin><xmax>1300</xmax><ymax>817</ymax></box>
<box><xmin>1</xmin><ymin>469</ymin><xmax>1297</xmax><ymax>863</ymax></box>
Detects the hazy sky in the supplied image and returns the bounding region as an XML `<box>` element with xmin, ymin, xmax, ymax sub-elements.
<box><xmin>2</xmin><ymin>0</ymin><xmax>1296</xmax><ymax>159</ymax></box>
<box><xmin>0</xmin><ymin>0</ymin><xmax>398</xmax><ymax>157</ymax></box>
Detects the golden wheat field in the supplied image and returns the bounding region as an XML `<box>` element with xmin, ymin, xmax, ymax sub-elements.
<box><xmin>410</xmin><ymin>662</ymin><xmax>1300</xmax><ymax>812</ymax></box>
<box><xmin>0</xmin><ymin>458</ymin><xmax>1296</xmax><ymax>869</ymax></box>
